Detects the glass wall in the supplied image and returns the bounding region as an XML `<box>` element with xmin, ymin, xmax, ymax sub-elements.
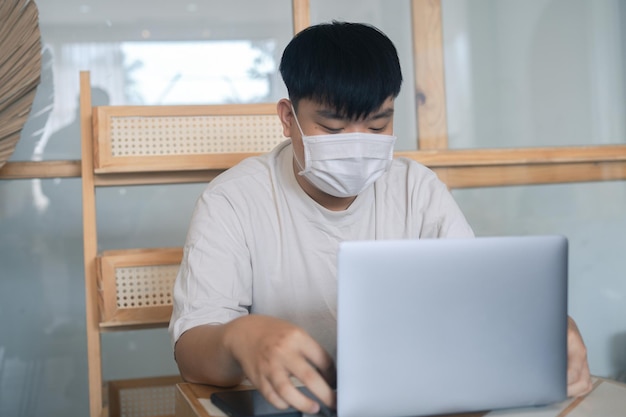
<box><xmin>2</xmin><ymin>1</ymin><xmax>293</xmax><ymax>416</ymax></box>
<box><xmin>1</xmin><ymin>1</ymin><xmax>625</xmax><ymax>416</ymax></box>
<box><xmin>442</xmin><ymin>0</ymin><xmax>626</xmax><ymax>148</ymax></box>
<box><xmin>310</xmin><ymin>0</ymin><xmax>418</xmax><ymax>151</ymax></box>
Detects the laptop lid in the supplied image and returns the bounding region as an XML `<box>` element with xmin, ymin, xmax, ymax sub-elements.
<box><xmin>336</xmin><ymin>236</ymin><xmax>568</xmax><ymax>417</ymax></box>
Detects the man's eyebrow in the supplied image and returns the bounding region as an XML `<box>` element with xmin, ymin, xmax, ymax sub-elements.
<box><xmin>367</xmin><ymin>108</ymin><xmax>395</xmax><ymax>120</ymax></box>
<box><xmin>315</xmin><ymin>109</ymin><xmax>345</xmax><ymax>120</ymax></box>
<box><xmin>315</xmin><ymin>107</ymin><xmax>395</xmax><ymax>121</ymax></box>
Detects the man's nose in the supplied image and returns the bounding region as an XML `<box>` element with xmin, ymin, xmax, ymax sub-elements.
<box><xmin>343</xmin><ymin>124</ymin><xmax>368</xmax><ymax>134</ymax></box>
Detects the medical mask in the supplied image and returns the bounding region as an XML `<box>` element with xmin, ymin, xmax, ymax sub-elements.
<box><xmin>291</xmin><ymin>107</ymin><xmax>396</xmax><ymax>198</ymax></box>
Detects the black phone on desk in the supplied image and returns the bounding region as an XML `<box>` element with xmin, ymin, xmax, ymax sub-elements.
<box><xmin>211</xmin><ymin>388</ymin><xmax>302</xmax><ymax>417</ymax></box>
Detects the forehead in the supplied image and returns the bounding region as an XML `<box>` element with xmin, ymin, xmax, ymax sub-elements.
<box><xmin>298</xmin><ymin>97</ymin><xmax>395</xmax><ymax>121</ymax></box>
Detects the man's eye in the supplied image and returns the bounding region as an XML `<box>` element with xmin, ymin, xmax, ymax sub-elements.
<box><xmin>320</xmin><ymin>125</ymin><xmax>343</xmax><ymax>133</ymax></box>
<box><xmin>369</xmin><ymin>125</ymin><xmax>388</xmax><ymax>133</ymax></box>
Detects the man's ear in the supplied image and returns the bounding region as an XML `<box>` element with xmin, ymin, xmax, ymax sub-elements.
<box><xmin>276</xmin><ymin>98</ymin><xmax>294</xmax><ymax>138</ymax></box>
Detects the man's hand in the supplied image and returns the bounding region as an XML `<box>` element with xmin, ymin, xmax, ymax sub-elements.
<box><xmin>567</xmin><ymin>316</ymin><xmax>592</xmax><ymax>397</ymax></box>
<box><xmin>225</xmin><ymin>315</ymin><xmax>336</xmax><ymax>415</ymax></box>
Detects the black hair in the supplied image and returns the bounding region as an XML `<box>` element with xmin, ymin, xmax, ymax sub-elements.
<box><xmin>279</xmin><ymin>21</ymin><xmax>403</xmax><ymax>119</ymax></box>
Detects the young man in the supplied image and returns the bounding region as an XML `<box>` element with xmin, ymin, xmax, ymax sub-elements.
<box><xmin>169</xmin><ymin>21</ymin><xmax>591</xmax><ymax>415</ymax></box>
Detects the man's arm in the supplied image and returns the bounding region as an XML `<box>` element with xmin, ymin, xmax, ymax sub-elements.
<box><xmin>175</xmin><ymin>322</ymin><xmax>244</xmax><ymax>386</ymax></box>
<box><xmin>566</xmin><ymin>316</ymin><xmax>593</xmax><ymax>397</ymax></box>
<box><xmin>174</xmin><ymin>315</ymin><xmax>337</xmax><ymax>415</ymax></box>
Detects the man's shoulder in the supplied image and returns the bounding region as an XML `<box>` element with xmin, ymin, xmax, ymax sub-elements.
<box><xmin>205</xmin><ymin>140</ymin><xmax>290</xmax><ymax>192</ymax></box>
<box><xmin>387</xmin><ymin>157</ymin><xmax>440</xmax><ymax>182</ymax></box>
<box><xmin>375</xmin><ymin>157</ymin><xmax>450</xmax><ymax>199</ymax></box>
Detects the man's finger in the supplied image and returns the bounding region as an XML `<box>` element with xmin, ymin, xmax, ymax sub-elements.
<box><xmin>270</xmin><ymin>373</ymin><xmax>321</xmax><ymax>414</ymax></box>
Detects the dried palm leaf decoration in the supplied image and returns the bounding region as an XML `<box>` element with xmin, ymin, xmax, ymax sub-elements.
<box><xmin>0</xmin><ymin>0</ymin><xmax>42</xmax><ymax>169</ymax></box>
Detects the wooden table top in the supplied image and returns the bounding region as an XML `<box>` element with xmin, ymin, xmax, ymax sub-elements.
<box><xmin>175</xmin><ymin>377</ymin><xmax>626</xmax><ymax>417</ymax></box>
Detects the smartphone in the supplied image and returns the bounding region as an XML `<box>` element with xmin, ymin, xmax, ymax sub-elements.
<box><xmin>211</xmin><ymin>388</ymin><xmax>303</xmax><ymax>417</ymax></box>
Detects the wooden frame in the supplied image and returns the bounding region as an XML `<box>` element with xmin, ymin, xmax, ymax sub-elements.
<box><xmin>402</xmin><ymin>146</ymin><xmax>626</xmax><ymax>188</ymax></box>
<box><xmin>412</xmin><ymin>0</ymin><xmax>449</xmax><ymax>150</ymax></box>
<box><xmin>407</xmin><ymin>0</ymin><xmax>626</xmax><ymax>187</ymax></box>
<box><xmin>79</xmin><ymin>63</ymin><xmax>291</xmax><ymax>415</ymax></box>
<box><xmin>81</xmin><ymin>71</ymin><xmax>103</xmax><ymax>417</ymax></box>
<box><xmin>3</xmin><ymin>149</ymin><xmax>626</xmax><ymax>188</ymax></box>
<box><xmin>92</xmin><ymin>104</ymin><xmax>283</xmax><ymax>173</ymax></box>
<box><xmin>292</xmin><ymin>0</ymin><xmax>310</xmax><ymax>34</ymax></box>
<box><xmin>3</xmin><ymin>0</ymin><xmax>626</xmax><ymax>188</ymax></box>
<box><xmin>97</xmin><ymin>248</ymin><xmax>183</xmax><ymax>328</ymax></box>
<box><xmin>109</xmin><ymin>375</ymin><xmax>184</xmax><ymax>417</ymax></box>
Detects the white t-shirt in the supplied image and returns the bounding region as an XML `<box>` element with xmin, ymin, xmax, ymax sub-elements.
<box><xmin>169</xmin><ymin>140</ymin><xmax>474</xmax><ymax>358</ymax></box>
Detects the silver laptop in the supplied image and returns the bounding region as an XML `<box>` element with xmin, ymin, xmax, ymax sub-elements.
<box><xmin>336</xmin><ymin>236</ymin><xmax>568</xmax><ymax>417</ymax></box>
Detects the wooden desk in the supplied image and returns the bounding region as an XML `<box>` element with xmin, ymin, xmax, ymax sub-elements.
<box><xmin>175</xmin><ymin>377</ymin><xmax>626</xmax><ymax>417</ymax></box>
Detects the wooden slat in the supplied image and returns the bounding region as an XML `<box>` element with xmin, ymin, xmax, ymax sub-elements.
<box><xmin>80</xmin><ymin>71</ymin><xmax>103</xmax><ymax>417</ymax></box>
<box><xmin>434</xmin><ymin>160</ymin><xmax>626</xmax><ymax>189</ymax></box>
<box><xmin>95</xmin><ymin>103</ymin><xmax>278</xmax><ymax>118</ymax></box>
<box><xmin>2</xmin><ymin>144</ymin><xmax>626</xmax><ymax>181</ymax></box>
<box><xmin>412</xmin><ymin>0</ymin><xmax>448</xmax><ymax>150</ymax></box>
<box><xmin>2</xmin><ymin>146</ymin><xmax>625</xmax><ymax>184</ymax></box>
<box><xmin>99</xmin><ymin>307</ymin><xmax>174</xmax><ymax>329</ymax></box>
<box><xmin>93</xmin><ymin>170</ymin><xmax>223</xmax><ymax>186</ymax></box>
<box><xmin>292</xmin><ymin>0</ymin><xmax>310</xmax><ymax>34</ymax></box>
<box><xmin>109</xmin><ymin>375</ymin><xmax>183</xmax><ymax>390</ymax></box>
<box><xmin>0</xmin><ymin>160</ymin><xmax>80</xmax><ymax>179</ymax></box>
<box><xmin>96</xmin><ymin>153</ymin><xmax>263</xmax><ymax>174</ymax></box>
<box><xmin>398</xmin><ymin>144</ymin><xmax>626</xmax><ymax>167</ymax></box>
<box><xmin>99</xmin><ymin>247</ymin><xmax>183</xmax><ymax>267</ymax></box>
<box><xmin>97</xmin><ymin>255</ymin><xmax>118</xmax><ymax>325</ymax></box>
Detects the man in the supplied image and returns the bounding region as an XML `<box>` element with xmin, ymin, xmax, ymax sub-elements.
<box><xmin>169</xmin><ymin>21</ymin><xmax>592</xmax><ymax>415</ymax></box>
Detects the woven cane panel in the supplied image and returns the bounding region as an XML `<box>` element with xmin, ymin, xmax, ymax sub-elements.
<box><xmin>115</xmin><ymin>265</ymin><xmax>178</xmax><ymax>309</ymax></box>
<box><xmin>109</xmin><ymin>115</ymin><xmax>284</xmax><ymax>157</ymax></box>
<box><xmin>119</xmin><ymin>385</ymin><xmax>175</xmax><ymax>417</ymax></box>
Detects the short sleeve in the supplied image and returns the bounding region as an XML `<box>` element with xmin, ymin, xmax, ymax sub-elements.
<box><xmin>168</xmin><ymin>187</ymin><xmax>252</xmax><ymax>347</ymax></box>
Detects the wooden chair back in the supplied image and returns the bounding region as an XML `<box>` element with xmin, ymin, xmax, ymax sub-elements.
<box><xmin>80</xmin><ymin>71</ymin><xmax>285</xmax><ymax>417</ymax></box>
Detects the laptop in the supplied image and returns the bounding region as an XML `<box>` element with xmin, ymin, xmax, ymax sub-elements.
<box><xmin>336</xmin><ymin>235</ymin><xmax>568</xmax><ymax>417</ymax></box>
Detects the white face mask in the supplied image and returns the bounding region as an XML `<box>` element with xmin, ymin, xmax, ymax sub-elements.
<box><xmin>291</xmin><ymin>106</ymin><xmax>397</xmax><ymax>198</ymax></box>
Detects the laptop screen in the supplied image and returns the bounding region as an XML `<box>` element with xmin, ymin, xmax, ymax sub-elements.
<box><xmin>336</xmin><ymin>236</ymin><xmax>568</xmax><ymax>417</ymax></box>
